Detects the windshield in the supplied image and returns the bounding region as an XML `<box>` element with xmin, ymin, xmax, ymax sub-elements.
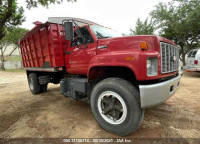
<box><xmin>188</xmin><ymin>50</ymin><xmax>197</xmax><ymax>58</ymax></box>
<box><xmin>90</xmin><ymin>25</ymin><xmax>123</xmax><ymax>39</ymax></box>
<box><xmin>188</xmin><ymin>51</ymin><xmax>193</xmax><ymax>57</ymax></box>
<box><xmin>191</xmin><ymin>50</ymin><xmax>197</xmax><ymax>58</ymax></box>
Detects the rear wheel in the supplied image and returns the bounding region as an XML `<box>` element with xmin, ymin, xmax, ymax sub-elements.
<box><xmin>90</xmin><ymin>78</ymin><xmax>144</xmax><ymax>136</ymax></box>
<box><xmin>28</xmin><ymin>73</ymin><xmax>40</xmax><ymax>94</ymax></box>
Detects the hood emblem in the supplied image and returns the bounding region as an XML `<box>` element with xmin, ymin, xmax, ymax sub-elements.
<box><xmin>171</xmin><ymin>55</ymin><xmax>177</xmax><ymax>62</ymax></box>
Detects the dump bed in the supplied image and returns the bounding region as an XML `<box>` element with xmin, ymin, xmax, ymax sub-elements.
<box><xmin>19</xmin><ymin>22</ymin><xmax>67</xmax><ymax>70</ymax></box>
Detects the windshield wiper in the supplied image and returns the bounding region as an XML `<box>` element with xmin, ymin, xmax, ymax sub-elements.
<box><xmin>96</xmin><ymin>31</ymin><xmax>109</xmax><ymax>39</ymax></box>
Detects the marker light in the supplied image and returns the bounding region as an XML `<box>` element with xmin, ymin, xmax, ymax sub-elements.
<box><xmin>141</xmin><ymin>41</ymin><xmax>148</xmax><ymax>50</ymax></box>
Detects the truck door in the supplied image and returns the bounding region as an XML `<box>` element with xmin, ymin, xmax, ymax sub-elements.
<box><xmin>65</xmin><ymin>26</ymin><xmax>97</xmax><ymax>75</ymax></box>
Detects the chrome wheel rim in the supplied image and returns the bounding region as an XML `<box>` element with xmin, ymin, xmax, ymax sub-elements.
<box><xmin>97</xmin><ymin>91</ymin><xmax>127</xmax><ymax>125</ymax></box>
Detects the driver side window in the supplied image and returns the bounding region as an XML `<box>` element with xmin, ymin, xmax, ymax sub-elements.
<box><xmin>70</xmin><ymin>27</ymin><xmax>94</xmax><ymax>47</ymax></box>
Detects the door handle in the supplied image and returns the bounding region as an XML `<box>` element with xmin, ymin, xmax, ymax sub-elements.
<box><xmin>98</xmin><ymin>45</ymin><xmax>108</xmax><ymax>49</ymax></box>
<box><xmin>66</xmin><ymin>51</ymin><xmax>71</xmax><ymax>54</ymax></box>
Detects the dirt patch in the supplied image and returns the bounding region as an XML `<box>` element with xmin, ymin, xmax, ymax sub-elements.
<box><xmin>0</xmin><ymin>71</ymin><xmax>200</xmax><ymax>140</ymax></box>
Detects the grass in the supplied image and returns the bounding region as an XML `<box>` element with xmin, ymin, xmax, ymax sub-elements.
<box><xmin>0</xmin><ymin>56</ymin><xmax>23</xmax><ymax>72</ymax></box>
<box><xmin>0</xmin><ymin>69</ymin><xmax>25</xmax><ymax>72</ymax></box>
<box><xmin>4</xmin><ymin>56</ymin><xmax>22</xmax><ymax>61</ymax></box>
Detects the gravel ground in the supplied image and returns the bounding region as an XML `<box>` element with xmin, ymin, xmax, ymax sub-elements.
<box><xmin>0</xmin><ymin>71</ymin><xmax>200</xmax><ymax>143</ymax></box>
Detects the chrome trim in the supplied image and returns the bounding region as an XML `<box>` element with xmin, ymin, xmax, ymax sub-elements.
<box><xmin>139</xmin><ymin>75</ymin><xmax>181</xmax><ymax>109</ymax></box>
<box><xmin>23</xmin><ymin>67</ymin><xmax>57</xmax><ymax>72</ymax></box>
<box><xmin>98</xmin><ymin>45</ymin><xmax>108</xmax><ymax>49</ymax></box>
<box><xmin>160</xmin><ymin>42</ymin><xmax>179</xmax><ymax>74</ymax></box>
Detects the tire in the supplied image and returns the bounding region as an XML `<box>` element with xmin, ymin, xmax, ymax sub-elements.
<box><xmin>117</xmin><ymin>78</ymin><xmax>144</xmax><ymax>127</ymax></box>
<box><xmin>90</xmin><ymin>78</ymin><xmax>144</xmax><ymax>136</ymax></box>
<box><xmin>28</xmin><ymin>73</ymin><xmax>40</xmax><ymax>95</ymax></box>
<box><xmin>40</xmin><ymin>84</ymin><xmax>48</xmax><ymax>93</ymax></box>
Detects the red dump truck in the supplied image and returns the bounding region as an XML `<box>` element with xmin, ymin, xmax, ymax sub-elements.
<box><xmin>19</xmin><ymin>17</ymin><xmax>181</xmax><ymax>136</ymax></box>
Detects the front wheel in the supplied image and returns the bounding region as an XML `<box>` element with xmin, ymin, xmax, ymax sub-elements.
<box><xmin>90</xmin><ymin>78</ymin><xmax>144</xmax><ymax>136</ymax></box>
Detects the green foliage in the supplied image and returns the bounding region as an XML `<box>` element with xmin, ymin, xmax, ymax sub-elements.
<box><xmin>1</xmin><ymin>27</ymin><xmax>28</xmax><ymax>46</ymax></box>
<box><xmin>0</xmin><ymin>0</ymin><xmax>76</xmax><ymax>41</ymax></box>
<box><xmin>130</xmin><ymin>18</ymin><xmax>155</xmax><ymax>35</ymax></box>
<box><xmin>0</xmin><ymin>0</ymin><xmax>25</xmax><ymax>40</ymax></box>
<box><xmin>150</xmin><ymin>0</ymin><xmax>200</xmax><ymax>65</ymax></box>
<box><xmin>26</xmin><ymin>0</ymin><xmax>76</xmax><ymax>9</ymax></box>
<box><xmin>4</xmin><ymin>56</ymin><xmax>22</xmax><ymax>61</ymax></box>
<box><xmin>0</xmin><ymin>27</ymin><xmax>28</xmax><ymax>70</ymax></box>
<box><xmin>0</xmin><ymin>69</ymin><xmax>25</xmax><ymax>72</ymax></box>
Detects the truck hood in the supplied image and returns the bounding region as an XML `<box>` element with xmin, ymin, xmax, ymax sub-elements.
<box><xmin>97</xmin><ymin>35</ymin><xmax>176</xmax><ymax>53</ymax></box>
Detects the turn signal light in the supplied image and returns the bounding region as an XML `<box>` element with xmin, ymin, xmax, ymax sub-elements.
<box><xmin>141</xmin><ymin>41</ymin><xmax>148</xmax><ymax>50</ymax></box>
<box><xmin>194</xmin><ymin>60</ymin><xmax>198</xmax><ymax>65</ymax></box>
<box><xmin>57</xmin><ymin>67</ymin><xmax>63</xmax><ymax>71</ymax></box>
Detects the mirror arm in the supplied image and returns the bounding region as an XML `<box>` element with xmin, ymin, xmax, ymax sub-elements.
<box><xmin>73</xmin><ymin>21</ymin><xmax>87</xmax><ymax>47</ymax></box>
<box><xmin>62</xmin><ymin>19</ymin><xmax>88</xmax><ymax>48</ymax></box>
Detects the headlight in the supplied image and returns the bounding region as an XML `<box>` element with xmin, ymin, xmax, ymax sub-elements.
<box><xmin>147</xmin><ymin>57</ymin><xmax>158</xmax><ymax>76</ymax></box>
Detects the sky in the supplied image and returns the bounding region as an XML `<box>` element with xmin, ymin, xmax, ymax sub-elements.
<box><xmin>18</xmin><ymin>0</ymin><xmax>170</xmax><ymax>35</ymax></box>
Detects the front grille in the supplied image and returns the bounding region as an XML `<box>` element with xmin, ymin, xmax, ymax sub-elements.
<box><xmin>160</xmin><ymin>42</ymin><xmax>179</xmax><ymax>74</ymax></box>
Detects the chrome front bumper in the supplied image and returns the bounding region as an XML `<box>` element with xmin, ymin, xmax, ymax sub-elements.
<box><xmin>139</xmin><ymin>75</ymin><xmax>181</xmax><ymax>109</ymax></box>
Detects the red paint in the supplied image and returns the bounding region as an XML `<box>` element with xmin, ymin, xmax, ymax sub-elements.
<box><xmin>20</xmin><ymin>23</ymin><xmax>178</xmax><ymax>81</ymax></box>
<box><xmin>20</xmin><ymin>22</ymin><xmax>67</xmax><ymax>68</ymax></box>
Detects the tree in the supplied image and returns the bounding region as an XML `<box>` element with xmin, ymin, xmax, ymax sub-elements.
<box><xmin>130</xmin><ymin>18</ymin><xmax>155</xmax><ymax>35</ymax></box>
<box><xmin>0</xmin><ymin>27</ymin><xmax>28</xmax><ymax>70</ymax></box>
<box><xmin>150</xmin><ymin>0</ymin><xmax>200</xmax><ymax>65</ymax></box>
<box><xmin>0</xmin><ymin>0</ymin><xmax>25</xmax><ymax>41</ymax></box>
<box><xmin>0</xmin><ymin>0</ymin><xmax>76</xmax><ymax>42</ymax></box>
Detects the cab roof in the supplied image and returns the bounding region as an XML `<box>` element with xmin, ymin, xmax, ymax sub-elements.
<box><xmin>48</xmin><ymin>17</ymin><xmax>100</xmax><ymax>26</ymax></box>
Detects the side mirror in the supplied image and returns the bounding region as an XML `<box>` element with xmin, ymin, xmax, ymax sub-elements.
<box><xmin>64</xmin><ymin>22</ymin><xmax>74</xmax><ymax>40</ymax></box>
